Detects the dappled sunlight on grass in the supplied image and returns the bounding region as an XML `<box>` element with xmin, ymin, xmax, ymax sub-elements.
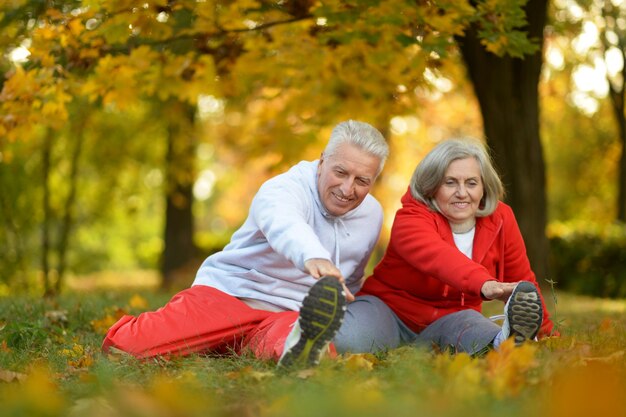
<box><xmin>557</xmin><ymin>292</ymin><xmax>626</xmax><ymax>314</ymax></box>
<box><xmin>65</xmin><ymin>270</ymin><xmax>160</xmax><ymax>292</ymax></box>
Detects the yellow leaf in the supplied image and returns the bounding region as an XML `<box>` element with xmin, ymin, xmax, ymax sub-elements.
<box><xmin>90</xmin><ymin>315</ymin><xmax>116</xmax><ymax>335</ymax></box>
<box><xmin>146</xmin><ymin>374</ymin><xmax>213</xmax><ymax>415</ymax></box>
<box><xmin>37</xmin><ymin>26</ymin><xmax>57</xmax><ymax>40</ymax></box>
<box><xmin>295</xmin><ymin>369</ymin><xmax>316</xmax><ymax>379</ymax></box>
<box><xmin>128</xmin><ymin>294</ymin><xmax>149</xmax><ymax>310</ymax></box>
<box><xmin>80</xmin><ymin>79</ymin><xmax>102</xmax><ymax>102</ymax></box>
<box><xmin>485</xmin><ymin>339</ymin><xmax>538</xmax><ymax>398</ymax></box>
<box><xmin>343</xmin><ymin>353</ymin><xmax>376</xmax><ymax>372</ymax></box>
<box><xmin>60</xmin><ymin>343</ymin><xmax>95</xmax><ymax>369</ymax></box>
<box><xmin>0</xmin><ymin>368</ymin><xmax>27</xmax><ymax>383</ymax></box>
<box><xmin>91</xmin><ymin>307</ymin><xmax>127</xmax><ymax>335</ymax></box>
<box><xmin>227</xmin><ymin>366</ymin><xmax>274</xmax><ymax>381</ymax></box>
<box><xmin>435</xmin><ymin>352</ymin><xmax>483</xmax><ymax>399</ymax></box>
<box><xmin>68</xmin><ymin>355</ymin><xmax>94</xmax><ymax>369</ymax></box>
<box><xmin>68</xmin><ymin>18</ymin><xmax>83</xmax><ymax>37</ymax></box>
<box><xmin>79</xmin><ymin>48</ymin><xmax>100</xmax><ymax>60</ymax></box>
<box><xmin>0</xmin><ymin>367</ymin><xmax>67</xmax><ymax>413</ymax></box>
<box><xmin>340</xmin><ymin>378</ymin><xmax>384</xmax><ymax>411</ymax></box>
<box><xmin>195</xmin><ymin>2</ymin><xmax>215</xmax><ymax>20</ymax></box>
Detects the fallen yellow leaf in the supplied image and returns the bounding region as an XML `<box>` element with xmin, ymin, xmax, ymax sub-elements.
<box><xmin>0</xmin><ymin>368</ymin><xmax>27</xmax><ymax>383</ymax></box>
<box><xmin>128</xmin><ymin>294</ymin><xmax>149</xmax><ymax>310</ymax></box>
<box><xmin>91</xmin><ymin>307</ymin><xmax>128</xmax><ymax>335</ymax></box>
<box><xmin>226</xmin><ymin>366</ymin><xmax>274</xmax><ymax>381</ymax></box>
<box><xmin>343</xmin><ymin>353</ymin><xmax>377</xmax><ymax>372</ymax></box>
<box><xmin>296</xmin><ymin>369</ymin><xmax>316</xmax><ymax>379</ymax></box>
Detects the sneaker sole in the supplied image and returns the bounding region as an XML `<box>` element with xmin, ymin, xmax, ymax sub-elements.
<box><xmin>279</xmin><ymin>276</ymin><xmax>346</xmax><ymax>368</ymax></box>
<box><xmin>507</xmin><ymin>281</ymin><xmax>543</xmax><ymax>345</ymax></box>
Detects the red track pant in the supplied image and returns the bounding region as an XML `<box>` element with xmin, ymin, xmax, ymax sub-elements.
<box><xmin>101</xmin><ymin>285</ymin><xmax>299</xmax><ymax>361</ymax></box>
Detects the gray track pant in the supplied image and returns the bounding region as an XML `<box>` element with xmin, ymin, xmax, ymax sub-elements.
<box><xmin>333</xmin><ymin>295</ymin><xmax>501</xmax><ymax>355</ymax></box>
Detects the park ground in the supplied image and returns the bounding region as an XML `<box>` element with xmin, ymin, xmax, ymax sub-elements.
<box><xmin>0</xmin><ymin>273</ymin><xmax>625</xmax><ymax>417</ymax></box>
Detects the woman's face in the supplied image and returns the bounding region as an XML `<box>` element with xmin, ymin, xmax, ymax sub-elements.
<box><xmin>434</xmin><ymin>157</ymin><xmax>484</xmax><ymax>229</ymax></box>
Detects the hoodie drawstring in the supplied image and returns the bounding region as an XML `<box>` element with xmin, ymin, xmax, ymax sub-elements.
<box><xmin>333</xmin><ymin>218</ymin><xmax>350</xmax><ymax>267</ymax></box>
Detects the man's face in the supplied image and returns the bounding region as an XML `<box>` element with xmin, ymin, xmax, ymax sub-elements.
<box><xmin>316</xmin><ymin>143</ymin><xmax>381</xmax><ymax>216</ymax></box>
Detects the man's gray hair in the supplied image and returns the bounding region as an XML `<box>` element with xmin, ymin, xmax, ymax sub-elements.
<box><xmin>410</xmin><ymin>138</ymin><xmax>504</xmax><ymax>217</ymax></box>
<box><xmin>323</xmin><ymin>120</ymin><xmax>389</xmax><ymax>176</ymax></box>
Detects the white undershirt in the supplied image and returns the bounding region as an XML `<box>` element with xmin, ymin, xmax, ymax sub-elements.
<box><xmin>453</xmin><ymin>227</ymin><xmax>475</xmax><ymax>259</ymax></box>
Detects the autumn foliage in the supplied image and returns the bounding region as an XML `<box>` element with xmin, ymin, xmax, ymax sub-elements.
<box><xmin>1</xmin><ymin>0</ymin><xmax>539</xmax><ymax>139</ymax></box>
<box><xmin>2</xmin><ymin>2</ymin><xmax>626</xmax><ymax>415</ymax></box>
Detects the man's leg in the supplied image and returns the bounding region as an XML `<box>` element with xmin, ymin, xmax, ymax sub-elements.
<box><xmin>241</xmin><ymin>311</ymin><xmax>300</xmax><ymax>361</ymax></box>
<box><xmin>102</xmin><ymin>285</ymin><xmax>275</xmax><ymax>359</ymax></box>
<box><xmin>415</xmin><ymin>309</ymin><xmax>501</xmax><ymax>355</ymax></box>
<box><xmin>333</xmin><ymin>295</ymin><xmax>417</xmax><ymax>354</ymax></box>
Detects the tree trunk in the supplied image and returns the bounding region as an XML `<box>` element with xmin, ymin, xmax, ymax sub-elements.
<box><xmin>612</xmin><ymin>47</ymin><xmax>626</xmax><ymax>222</ymax></box>
<box><xmin>457</xmin><ymin>0</ymin><xmax>550</xmax><ymax>282</ymax></box>
<box><xmin>0</xmin><ymin>153</ymin><xmax>28</xmax><ymax>291</ymax></box>
<box><xmin>42</xmin><ymin>130</ymin><xmax>53</xmax><ymax>296</ymax></box>
<box><xmin>161</xmin><ymin>102</ymin><xmax>197</xmax><ymax>290</ymax></box>
<box><xmin>600</xmin><ymin>1</ymin><xmax>626</xmax><ymax>222</ymax></box>
<box><xmin>55</xmin><ymin>118</ymin><xmax>86</xmax><ymax>294</ymax></box>
<box><xmin>619</xmin><ymin>130</ymin><xmax>626</xmax><ymax>222</ymax></box>
<box><xmin>607</xmin><ymin>78</ymin><xmax>626</xmax><ymax>221</ymax></box>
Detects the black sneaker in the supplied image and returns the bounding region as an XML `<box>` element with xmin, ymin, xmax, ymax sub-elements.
<box><xmin>278</xmin><ymin>276</ymin><xmax>347</xmax><ymax>368</ymax></box>
<box><xmin>502</xmin><ymin>281</ymin><xmax>543</xmax><ymax>345</ymax></box>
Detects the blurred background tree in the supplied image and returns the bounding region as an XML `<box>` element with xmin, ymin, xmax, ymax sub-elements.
<box><xmin>1</xmin><ymin>0</ymin><xmax>624</xmax><ymax>297</ymax></box>
<box><xmin>458</xmin><ymin>0</ymin><xmax>551</xmax><ymax>279</ymax></box>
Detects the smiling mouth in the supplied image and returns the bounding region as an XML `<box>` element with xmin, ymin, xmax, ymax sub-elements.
<box><xmin>332</xmin><ymin>192</ymin><xmax>353</xmax><ymax>203</ymax></box>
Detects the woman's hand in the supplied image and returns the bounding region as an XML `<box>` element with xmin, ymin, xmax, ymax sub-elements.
<box><xmin>480</xmin><ymin>280</ymin><xmax>517</xmax><ymax>302</ymax></box>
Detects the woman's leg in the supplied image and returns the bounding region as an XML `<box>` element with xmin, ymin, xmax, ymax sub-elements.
<box><xmin>102</xmin><ymin>285</ymin><xmax>275</xmax><ymax>359</ymax></box>
<box><xmin>415</xmin><ymin>309</ymin><xmax>500</xmax><ymax>355</ymax></box>
<box><xmin>333</xmin><ymin>295</ymin><xmax>417</xmax><ymax>354</ymax></box>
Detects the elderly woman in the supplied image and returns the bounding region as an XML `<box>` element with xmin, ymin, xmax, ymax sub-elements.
<box><xmin>334</xmin><ymin>138</ymin><xmax>556</xmax><ymax>355</ymax></box>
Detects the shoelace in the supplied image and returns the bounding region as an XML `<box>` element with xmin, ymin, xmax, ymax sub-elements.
<box><xmin>489</xmin><ymin>314</ymin><xmax>505</xmax><ymax>322</ymax></box>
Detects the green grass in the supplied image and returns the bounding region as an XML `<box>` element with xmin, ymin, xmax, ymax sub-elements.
<box><xmin>1</xmin><ymin>288</ymin><xmax>625</xmax><ymax>417</ymax></box>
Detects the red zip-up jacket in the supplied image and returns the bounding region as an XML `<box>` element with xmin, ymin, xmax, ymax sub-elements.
<box><xmin>360</xmin><ymin>188</ymin><xmax>555</xmax><ymax>337</ymax></box>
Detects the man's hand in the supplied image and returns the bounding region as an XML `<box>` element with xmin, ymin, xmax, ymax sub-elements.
<box><xmin>480</xmin><ymin>280</ymin><xmax>517</xmax><ymax>302</ymax></box>
<box><xmin>304</xmin><ymin>258</ymin><xmax>355</xmax><ymax>302</ymax></box>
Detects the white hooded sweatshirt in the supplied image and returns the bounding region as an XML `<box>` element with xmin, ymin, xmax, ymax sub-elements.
<box><xmin>193</xmin><ymin>160</ymin><xmax>384</xmax><ymax>311</ymax></box>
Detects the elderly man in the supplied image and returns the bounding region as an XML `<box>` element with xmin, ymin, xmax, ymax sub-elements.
<box><xmin>102</xmin><ymin>120</ymin><xmax>389</xmax><ymax>367</ymax></box>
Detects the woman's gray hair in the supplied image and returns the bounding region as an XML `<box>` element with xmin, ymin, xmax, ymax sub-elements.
<box><xmin>323</xmin><ymin>120</ymin><xmax>389</xmax><ymax>176</ymax></box>
<box><xmin>410</xmin><ymin>138</ymin><xmax>504</xmax><ymax>217</ymax></box>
